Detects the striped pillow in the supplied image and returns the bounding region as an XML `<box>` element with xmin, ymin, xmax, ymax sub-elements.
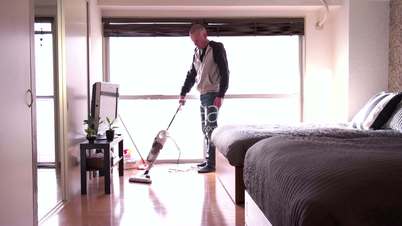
<box><xmin>370</xmin><ymin>92</ymin><xmax>402</xmax><ymax>129</ymax></box>
<box><xmin>362</xmin><ymin>93</ymin><xmax>396</xmax><ymax>129</ymax></box>
<box><xmin>383</xmin><ymin>102</ymin><xmax>402</xmax><ymax>131</ymax></box>
<box><xmin>350</xmin><ymin>92</ymin><xmax>390</xmax><ymax>129</ymax></box>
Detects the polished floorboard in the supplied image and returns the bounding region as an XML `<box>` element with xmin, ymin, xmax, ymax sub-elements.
<box><xmin>41</xmin><ymin>164</ymin><xmax>245</xmax><ymax>226</ymax></box>
<box><xmin>38</xmin><ymin>168</ymin><xmax>61</xmax><ymax>221</ymax></box>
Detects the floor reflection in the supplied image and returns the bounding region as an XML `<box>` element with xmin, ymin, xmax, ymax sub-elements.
<box><xmin>41</xmin><ymin>163</ymin><xmax>244</xmax><ymax>226</ymax></box>
<box><xmin>38</xmin><ymin>168</ymin><xmax>61</xmax><ymax>221</ymax></box>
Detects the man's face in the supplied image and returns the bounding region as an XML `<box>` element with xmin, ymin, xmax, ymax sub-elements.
<box><xmin>190</xmin><ymin>30</ymin><xmax>207</xmax><ymax>49</ymax></box>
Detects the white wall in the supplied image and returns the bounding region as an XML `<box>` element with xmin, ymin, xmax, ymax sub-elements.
<box><xmin>303</xmin><ymin>9</ymin><xmax>338</xmax><ymax>122</ymax></box>
<box><xmin>0</xmin><ymin>0</ymin><xmax>35</xmax><ymax>225</ymax></box>
<box><xmin>307</xmin><ymin>0</ymin><xmax>390</xmax><ymax>122</ymax></box>
<box><xmin>331</xmin><ymin>4</ymin><xmax>349</xmax><ymax>122</ymax></box>
<box><xmin>60</xmin><ymin>0</ymin><xmax>104</xmax><ymax>198</ymax></box>
<box><xmin>88</xmin><ymin>0</ymin><xmax>104</xmax><ymax>87</ymax></box>
<box><xmin>61</xmin><ymin>0</ymin><xmax>89</xmax><ymax>197</ymax></box>
<box><xmin>348</xmin><ymin>0</ymin><xmax>389</xmax><ymax>118</ymax></box>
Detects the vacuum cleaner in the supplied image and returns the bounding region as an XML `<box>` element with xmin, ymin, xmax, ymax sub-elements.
<box><xmin>128</xmin><ymin>104</ymin><xmax>182</xmax><ymax>184</ymax></box>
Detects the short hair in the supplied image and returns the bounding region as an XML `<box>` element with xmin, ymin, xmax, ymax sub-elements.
<box><xmin>189</xmin><ymin>24</ymin><xmax>207</xmax><ymax>35</ymax></box>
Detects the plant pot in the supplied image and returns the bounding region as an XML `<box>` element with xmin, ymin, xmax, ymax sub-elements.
<box><xmin>86</xmin><ymin>135</ymin><xmax>96</xmax><ymax>143</ymax></box>
<box><xmin>106</xmin><ymin>129</ymin><xmax>115</xmax><ymax>142</ymax></box>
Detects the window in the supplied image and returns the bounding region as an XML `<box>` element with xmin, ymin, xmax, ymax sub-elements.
<box><xmin>35</xmin><ymin>21</ymin><xmax>56</xmax><ymax>164</ymax></box>
<box><xmin>35</xmin><ymin>20</ymin><xmax>59</xmax><ymax>221</ymax></box>
<box><xmin>109</xmin><ymin>34</ymin><xmax>301</xmax><ymax>161</ymax></box>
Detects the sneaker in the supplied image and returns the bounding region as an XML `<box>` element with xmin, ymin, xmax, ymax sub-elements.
<box><xmin>197</xmin><ymin>165</ymin><xmax>215</xmax><ymax>173</ymax></box>
<box><xmin>197</xmin><ymin>161</ymin><xmax>207</xmax><ymax>168</ymax></box>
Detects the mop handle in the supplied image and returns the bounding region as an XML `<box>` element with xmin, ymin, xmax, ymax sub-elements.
<box><xmin>166</xmin><ymin>105</ymin><xmax>182</xmax><ymax>131</ymax></box>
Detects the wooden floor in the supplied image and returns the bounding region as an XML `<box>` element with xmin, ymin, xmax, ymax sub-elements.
<box><xmin>38</xmin><ymin>168</ymin><xmax>61</xmax><ymax>220</ymax></box>
<box><xmin>41</xmin><ymin>164</ymin><xmax>245</xmax><ymax>226</ymax></box>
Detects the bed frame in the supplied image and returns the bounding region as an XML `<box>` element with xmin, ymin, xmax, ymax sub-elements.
<box><xmin>216</xmin><ymin>149</ymin><xmax>245</xmax><ymax>205</ymax></box>
<box><xmin>245</xmin><ymin>191</ymin><xmax>272</xmax><ymax>226</ymax></box>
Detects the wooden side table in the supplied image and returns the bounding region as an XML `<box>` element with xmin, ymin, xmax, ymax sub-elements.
<box><xmin>80</xmin><ymin>135</ymin><xmax>124</xmax><ymax>194</ymax></box>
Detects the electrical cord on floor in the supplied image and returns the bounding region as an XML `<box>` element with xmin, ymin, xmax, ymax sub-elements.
<box><xmin>167</xmin><ymin>135</ymin><xmax>181</xmax><ymax>172</ymax></box>
<box><xmin>119</xmin><ymin>112</ymin><xmax>194</xmax><ymax>173</ymax></box>
<box><xmin>167</xmin><ymin>136</ymin><xmax>196</xmax><ymax>173</ymax></box>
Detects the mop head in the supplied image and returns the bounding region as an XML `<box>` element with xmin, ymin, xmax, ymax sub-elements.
<box><xmin>129</xmin><ymin>173</ymin><xmax>152</xmax><ymax>184</ymax></box>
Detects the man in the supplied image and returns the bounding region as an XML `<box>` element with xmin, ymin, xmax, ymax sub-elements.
<box><xmin>179</xmin><ymin>24</ymin><xmax>229</xmax><ymax>173</ymax></box>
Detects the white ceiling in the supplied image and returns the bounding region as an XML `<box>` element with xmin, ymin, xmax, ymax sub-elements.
<box><xmin>98</xmin><ymin>0</ymin><xmax>342</xmax><ymax>18</ymax></box>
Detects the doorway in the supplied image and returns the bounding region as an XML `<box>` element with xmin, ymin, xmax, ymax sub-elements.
<box><xmin>34</xmin><ymin>19</ymin><xmax>62</xmax><ymax>221</ymax></box>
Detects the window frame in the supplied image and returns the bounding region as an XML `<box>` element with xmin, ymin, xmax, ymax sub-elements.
<box><xmin>34</xmin><ymin>18</ymin><xmax>59</xmax><ymax>166</ymax></box>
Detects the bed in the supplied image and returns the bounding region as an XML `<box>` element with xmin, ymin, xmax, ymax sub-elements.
<box><xmin>244</xmin><ymin>135</ymin><xmax>402</xmax><ymax>226</ymax></box>
<box><xmin>212</xmin><ymin>91</ymin><xmax>402</xmax><ymax>205</ymax></box>
<box><xmin>212</xmin><ymin>124</ymin><xmax>401</xmax><ymax>204</ymax></box>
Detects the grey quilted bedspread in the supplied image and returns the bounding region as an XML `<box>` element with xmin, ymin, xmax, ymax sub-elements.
<box><xmin>244</xmin><ymin>135</ymin><xmax>402</xmax><ymax>226</ymax></box>
<box><xmin>211</xmin><ymin>123</ymin><xmax>401</xmax><ymax>166</ymax></box>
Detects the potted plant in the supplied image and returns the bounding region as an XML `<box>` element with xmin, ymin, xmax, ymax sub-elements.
<box><xmin>83</xmin><ymin>115</ymin><xmax>101</xmax><ymax>143</ymax></box>
<box><xmin>106</xmin><ymin>117</ymin><xmax>118</xmax><ymax>142</ymax></box>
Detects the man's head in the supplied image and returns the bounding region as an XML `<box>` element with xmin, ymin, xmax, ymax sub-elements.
<box><xmin>189</xmin><ymin>24</ymin><xmax>208</xmax><ymax>49</ymax></box>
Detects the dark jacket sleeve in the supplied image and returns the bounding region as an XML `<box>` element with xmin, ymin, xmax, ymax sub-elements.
<box><xmin>180</xmin><ymin>54</ymin><xmax>197</xmax><ymax>96</ymax></box>
<box><xmin>210</xmin><ymin>41</ymin><xmax>229</xmax><ymax>98</ymax></box>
